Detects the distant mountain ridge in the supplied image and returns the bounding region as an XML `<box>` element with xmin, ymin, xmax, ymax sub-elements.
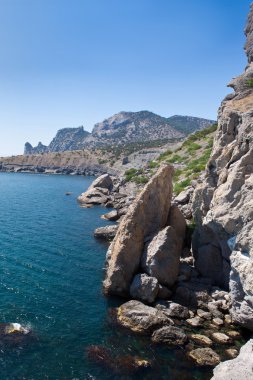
<box><xmin>24</xmin><ymin>111</ymin><xmax>215</xmax><ymax>155</ymax></box>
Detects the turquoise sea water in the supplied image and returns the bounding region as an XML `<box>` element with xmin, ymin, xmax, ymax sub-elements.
<box><xmin>0</xmin><ymin>173</ymin><xmax>212</xmax><ymax>380</ymax></box>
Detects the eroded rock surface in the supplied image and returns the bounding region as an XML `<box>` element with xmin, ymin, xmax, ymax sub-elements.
<box><xmin>212</xmin><ymin>339</ymin><xmax>253</xmax><ymax>380</ymax></box>
<box><xmin>115</xmin><ymin>300</ymin><xmax>172</xmax><ymax>334</ymax></box>
<box><xmin>129</xmin><ymin>274</ymin><xmax>159</xmax><ymax>304</ymax></box>
<box><xmin>192</xmin><ymin>4</ymin><xmax>253</xmax><ymax>330</ymax></box>
<box><xmin>103</xmin><ymin>165</ymin><xmax>173</xmax><ymax>296</ymax></box>
<box><xmin>141</xmin><ymin>226</ymin><xmax>181</xmax><ymax>288</ymax></box>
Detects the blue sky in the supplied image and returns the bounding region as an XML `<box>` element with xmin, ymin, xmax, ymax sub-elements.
<box><xmin>0</xmin><ymin>0</ymin><xmax>252</xmax><ymax>156</ymax></box>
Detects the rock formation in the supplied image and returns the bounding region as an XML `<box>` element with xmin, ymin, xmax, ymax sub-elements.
<box><xmin>212</xmin><ymin>339</ymin><xmax>253</xmax><ymax>380</ymax></box>
<box><xmin>103</xmin><ymin>164</ymin><xmax>174</xmax><ymax>297</ymax></box>
<box><xmin>192</xmin><ymin>3</ymin><xmax>253</xmax><ymax>331</ymax></box>
<box><xmin>24</xmin><ymin>112</ymin><xmax>215</xmax><ymax>154</ymax></box>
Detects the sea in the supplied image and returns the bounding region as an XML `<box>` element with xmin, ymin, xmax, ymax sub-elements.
<box><xmin>0</xmin><ymin>173</ymin><xmax>213</xmax><ymax>380</ymax></box>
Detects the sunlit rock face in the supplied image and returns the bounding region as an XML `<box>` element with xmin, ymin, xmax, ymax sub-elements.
<box><xmin>192</xmin><ymin>4</ymin><xmax>253</xmax><ymax>330</ymax></box>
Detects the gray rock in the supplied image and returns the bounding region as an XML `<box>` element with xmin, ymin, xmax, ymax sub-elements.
<box><xmin>90</xmin><ymin>174</ymin><xmax>113</xmax><ymax>190</ymax></box>
<box><xmin>141</xmin><ymin>225</ymin><xmax>181</xmax><ymax>288</ymax></box>
<box><xmin>101</xmin><ymin>210</ymin><xmax>119</xmax><ymax>221</ymax></box>
<box><xmin>188</xmin><ymin>348</ymin><xmax>221</xmax><ymax>366</ymax></box>
<box><xmin>94</xmin><ymin>225</ymin><xmax>118</xmax><ymax>240</ymax></box>
<box><xmin>155</xmin><ymin>301</ymin><xmax>189</xmax><ymax>319</ymax></box>
<box><xmin>212</xmin><ymin>339</ymin><xmax>253</xmax><ymax>379</ymax></box>
<box><xmin>115</xmin><ymin>300</ymin><xmax>173</xmax><ymax>334</ymax></box>
<box><xmin>174</xmin><ymin>187</ymin><xmax>193</xmax><ymax>204</ymax></box>
<box><xmin>192</xmin><ymin>5</ymin><xmax>253</xmax><ymax>330</ymax></box>
<box><xmin>130</xmin><ymin>274</ymin><xmax>159</xmax><ymax>304</ymax></box>
<box><xmin>103</xmin><ymin>165</ymin><xmax>173</xmax><ymax>296</ymax></box>
<box><xmin>151</xmin><ymin>325</ymin><xmax>188</xmax><ymax>345</ymax></box>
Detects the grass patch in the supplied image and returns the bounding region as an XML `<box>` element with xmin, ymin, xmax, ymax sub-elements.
<box><xmin>173</xmin><ymin>178</ymin><xmax>191</xmax><ymax>195</ymax></box>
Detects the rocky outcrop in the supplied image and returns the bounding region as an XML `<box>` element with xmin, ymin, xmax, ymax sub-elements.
<box><xmin>115</xmin><ymin>300</ymin><xmax>172</xmax><ymax>334</ymax></box>
<box><xmin>192</xmin><ymin>3</ymin><xmax>253</xmax><ymax>330</ymax></box>
<box><xmin>94</xmin><ymin>225</ymin><xmax>118</xmax><ymax>240</ymax></box>
<box><xmin>141</xmin><ymin>226</ymin><xmax>181</xmax><ymax>288</ymax></box>
<box><xmin>211</xmin><ymin>339</ymin><xmax>253</xmax><ymax>380</ymax></box>
<box><xmin>77</xmin><ymin>174</ymin><xmax>113</xmax><ymax>206</ymax></box>
<box><xmin>103</xmin><ymin>164</ymin><xmax>173</xmax><ymax>297</ymax></box>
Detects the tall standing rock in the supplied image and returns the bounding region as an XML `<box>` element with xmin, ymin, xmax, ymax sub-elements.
<box><xmin>103</xmin><ymin>164</ymin><xmax>173</xmax><ymax>297</ymax></box>
<box><xmin>192</xmin><ymin>4</ymin><xmax>253</xmax><ymax>330</ymax></box>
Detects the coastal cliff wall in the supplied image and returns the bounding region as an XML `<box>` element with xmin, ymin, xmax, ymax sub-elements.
<box><xmin>192</xmin><ymin>3</ymin><xmax>253</xmax><ymax>330</ymax></box>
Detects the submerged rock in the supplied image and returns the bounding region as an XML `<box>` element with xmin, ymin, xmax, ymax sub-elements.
<box><xmin>151</xmin><ymin>325</ymin><xmax>188</xmax><ymax>345</ymax></box>
<box><xmin>211</xmin><ymin>332</ymin><xmax>231</xmax><ymax>344</ymax></box>
<box><xmin>188</xmin><ymin>347</ymin><xmax>221</xmax><ymax>366</ymax></box>
<box><xmin>212</xmin><ymin>339</ymin><xmax>253</xmax><ymax>379</ymax></box>
<box><xmin>103</xmin><ymin>165</ymin><xmax>173</xmax><ymax>296</ymax></box>
<box><xmin>115</xmin><ymin>300</ymin><xmax>172</xmax><ymax>334</ymax></box>
<box><xmin>189</xmin><ymin>334</ymin><xmax>213</xmax><ymax>346</ymax></box>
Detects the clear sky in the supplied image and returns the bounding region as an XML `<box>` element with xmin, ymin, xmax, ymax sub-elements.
<box><xmin>0</xmin><ymin>0</ymin><xmax>252</xmax><ymax>156</ymax></box>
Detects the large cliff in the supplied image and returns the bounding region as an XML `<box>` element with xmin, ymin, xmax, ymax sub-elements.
<box><xmin>192</xmin><ymin>4</ymin><xmax>253</xmax><ymax>331</ymax></box>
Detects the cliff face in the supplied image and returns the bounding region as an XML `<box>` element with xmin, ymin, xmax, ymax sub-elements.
<box><xmin>192</xmin><ymin>4</ymin><xmax>253</xmax><ymax>330</ymax></box>
<box><xmin>24</xmin><ymin>112</ymin><xmax>215</xmax><ymax>155</ymax></box>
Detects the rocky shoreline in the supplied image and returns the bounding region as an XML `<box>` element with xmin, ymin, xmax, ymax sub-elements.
<box><xmin>78</xmin><ymin>168</ymin><xmax>251</xmax><ymax>377</ymax></box>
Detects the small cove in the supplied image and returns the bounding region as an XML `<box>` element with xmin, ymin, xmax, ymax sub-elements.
<box><xmin>0</xmin><ymin>172</ymin><xmax>242</xmax><ymax>380</ymax></box>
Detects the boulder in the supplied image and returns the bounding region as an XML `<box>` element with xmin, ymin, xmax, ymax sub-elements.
<box><xmin>151</xmin><ymin>326</ymin><xmax>188</xmax><ymax>345</ymax></box>
<box><xmin>186</xmin><ymin>316</ymin><xmax>203</xmax><ymax>327</ymax></box>
<box><xmin>189</xmin><ymin>334</ymin><xmax>213</xmax><ymax>346</ymax></box>
<box><xmin>211</xmin><ymin>333</ymin><xmax>231</xmax><ymax>344</ymax></box>
<box><xmin>103</xmin><ymin>165</ymin><xmax>173</xmax><ymax>296</ymax></box>
<box><xmin>101</xmin><ymin>210</ymin><xmax>119</xmax><ymax>221</ymax></box>
<box><xmin>188</xmin><ymin>348</ymin><xmax>221</xmax><ymax>366</ymax></box>
<box><xmin>94</xmin><ymin>225</ymin><xmax>118</xmax><ymax>240</ymax></box>
<box><xmin>115</xmin><ymin>300</ymin><xmax>172</xmax><ymax>334</ymax></box>
<box><xmin>129</xmin><ymin>274</ymin><xmax>159</xmax><ymax>304</ymax></box>
<box><xmin>212</xmin><ymin>339</ymin><xmax>253</xmax><ymax>379</ymax></box>
<box><xmin>141</xmin><ymin>226</ymin><xmax>181</xmax><ymax>288</ymax></box>
<box><xmin>174</xmin><ymin>188</ymin><xmax>193</xmax><ymax>204</ymax></box>
<box><xmin>90</xmin><ymin>174</ymin><xmax>113</xmax><ymax>190</ymax></box>
<box><xmin>155</xmin><ymin>301</ymin><xmax>189</xmax><ymax>319</ymax></box>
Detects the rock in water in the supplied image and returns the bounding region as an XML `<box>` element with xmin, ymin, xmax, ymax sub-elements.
<box><xmin>192</xmin><ymin>3</ymin><xmax>253</xmax><ymax>329</ymax></box>
<box><xmin>94</xmin><ymin>225</ymin><xmax>119</xmax><ymax>240</ymax></box>
<box><xmin>151</xmin><ymin>326</ymin><xmax>188</xmax><ymax>345</ymax></box>
<box><xmin>129</xmin><ymin>274</ymin><xmax>159</xmax><ymax>304</ymax></box>
<box><xmin>188</xmin><ymin>348</ymin><xmax>221</xmax><ymax>366</ymax></box>
<box><xmin>115</xmin><ymin>300</ymin><xmax>172</xmax><ymax>334</ymax></box>
<box><xmin>141</xmin><ymin>226</ymin><xmax>181</xmax><ymax>288</ymax></box>
<box><xmin>103</xmin><ymin>164</ymin><xmax>173</xmax><ymax>296</ymax></box>
<box><xmin>211</xmin><ymin>339</ymin><xmax>253</xmax><ymax>379</ymax></box>
<box><xmin>77</xmin><ymin>174</ymin><xmax>113</xmax><ymax>206</ymax></box>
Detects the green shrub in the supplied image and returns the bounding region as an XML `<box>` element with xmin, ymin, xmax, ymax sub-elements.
<box><xmin>173</xmin><ymin>178</ymin><xmax>191</xmax><ymax>195</ymax></box>
<box><xmin>149</xmin><ymin>160</ymin><xmax>159</xmax><ymax>168</ymax></box>
<box><xmin>132</xmin><ymin>175</ymin><xmax>149</xmax><ymax>184</ymax></box>
<box><xmin>245</xmin><ymin>78</ymin><xmax>253</xmax><ymax>87</ymax></box>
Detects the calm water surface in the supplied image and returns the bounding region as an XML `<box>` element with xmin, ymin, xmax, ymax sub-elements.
<box><xmin>0</xmin><ymin>173</ymin><xmax>212</xmax><ymax>380</ymax></box>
